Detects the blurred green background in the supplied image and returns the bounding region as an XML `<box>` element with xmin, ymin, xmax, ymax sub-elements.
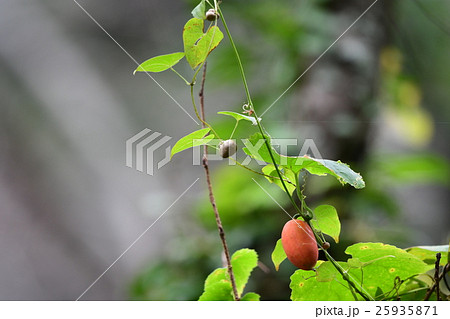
<box><xmin>0</xmin><ymin>0</ymin><xmax>448</xmax><ymax>300</ymax></box>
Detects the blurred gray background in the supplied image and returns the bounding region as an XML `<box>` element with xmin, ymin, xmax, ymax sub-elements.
<box><xmin>0</xmin><ymin>0</ymin><xmax>449</xmax><ymax>300</ymax></box>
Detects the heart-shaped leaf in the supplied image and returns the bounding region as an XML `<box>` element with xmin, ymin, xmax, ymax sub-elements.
<box><xmin>183</xmin><ymin>18</ymin><xmax>223</xmax><ymax>69</ymax></box>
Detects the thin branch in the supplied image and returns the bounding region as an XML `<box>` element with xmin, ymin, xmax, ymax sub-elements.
<box><xmin>424</xmin><ymin>253</ymin><xmax>446</xmax><ymax>301</ymax></box>
<box><xmin>199</xmin><ymin>65</ymin><xmax>207</xmax><ymax>123</ymax></box>
<box><xmin>435</xmin><ymin>253</ymin><xmax>441</xmax><ymax>301</ymax></box>
<box><xmin>199</xmin><ymin>62</ymin><xmax>240</xmax><ymax>301</ymax></box>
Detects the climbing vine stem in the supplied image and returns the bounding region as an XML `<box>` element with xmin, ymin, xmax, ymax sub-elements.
<box><xmin>217</xmin><ymin>3</ymin><xmax>373</xmax><ymax>301</ymax></box>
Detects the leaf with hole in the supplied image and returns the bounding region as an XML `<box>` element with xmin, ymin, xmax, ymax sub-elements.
<box><xmin>183</xmin><ymin>18</ymin><xmax>223</xmax><ymax>69</ymax></box>
<box><xmin>134</xmin><ymin>52</ymin><xmax>185</xmax><ymax>74</ymax></box>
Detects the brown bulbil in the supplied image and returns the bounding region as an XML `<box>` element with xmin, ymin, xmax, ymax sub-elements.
<box><xmin>205</xmin><ymin>9</ymin><xmax>219</xmax><ymax>21</ymax></box>
<box><xmin>219</xmin><ymin>139</ymin><xmax>237</xmax><ymax>158</ymax></box>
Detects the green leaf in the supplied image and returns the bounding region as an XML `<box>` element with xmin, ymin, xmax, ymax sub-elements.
<box><xmin>191</xmin><ymin>0</ymin><xmax>206</xmax><ymax>20</ymax></box>
<box><xmin>311</xmin><ymin>205</ymin><xmax>340</xmax><ymax>243</ymax></box>
<box><xmin>198</xmin><ymin>268</ymin><xmax>233</xmax><ymax>301</ymax></box>
<box><xmin>183</xmin><ymin>18</ymin><xmax>224</xmax><ymax>69</ymax></box>
<box><xmin>170</xmin><ymin>128</ymin><xmax>213</xmax><ymax>159</ymax></box>
<box><xmin>347</xmin><ymin>257</ymin><xmax>364</xmax><ymax>269</ymax></box>
<box><xmin>271</xmin><ymin>239</ymin><xmax>287</xmax><ymax>271</ymax></box>
<box><xmin>133</xmin><ymin>52</ymin><xmax>185</xmax><ymax>74</ymax></box>
<box><xmin>231</xmin><ymin>248</ymin><xmax>258</xmax><ymax>296</ymax></box>
<box><xmin>345</xmin><ymin>243</ymin><xmax>430</xmax><ymax>297</ymax></box>
<box><xmin>290</xmin><ymin>263</ymin><xmax>356</xmax><ymax>301</ymax></box>
<box><xmin>290</xmin><ymin>243</ymin><xmax>430</xmax><ymax>300</ymax></box>
<box><xmin>315</xmin><ymin>261</ymin><xmax>337</xmax><ymax>282</ymax></box>
<box><xmin>242</xmin><ymin>133</ymin><xmax>279</xmax><ymax>164</ymax></box>
<box><xmin>243</xmin><ymin>133</ymin><xmax>365</xmax><ymax>189</ymax></box>
<box><xmin>240</xmin><ymin>292</ymin><xmax>260</xmax><ymax>301</ymax></box>
<box><xmin>218</xmin><ymin>111</ymin><xmax>261</xmax><ymax>125</ymax></box>
<box><xmin>262</xmin><ymin>164</ymin><xmax>296</xmax><ymax>195</ymax></box>
<box><xmin>406</xmin><ymin>245</ymin><xmax>449</xmax><ymax>266</ymax></box>
<box><xmin>313</xmin><ymin>159</ymin><xmax>365</xmax><ymax>189</ymax></box>
<box><xmin>198</xmin><ymin>249</ymin><xmax>258</xmax><ymax>301</ymax></box>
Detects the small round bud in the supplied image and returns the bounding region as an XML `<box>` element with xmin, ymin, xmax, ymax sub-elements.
<box><xmin>219</xmin><ymin>139</ymin><xmax>237</xmax><ymax>158</ymax></box>
<box><xmin>205</xmin><ymin>9</ymin><xmax>219</xmax><ymax>21</ymax></box>
<box><xmin>322</xmin><ymin>242</ymin><xmax>331</xmax><ymax>250</ymax></box>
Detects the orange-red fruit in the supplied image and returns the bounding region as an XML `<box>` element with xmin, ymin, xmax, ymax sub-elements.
<box><xmin>281</xmin><ymin>220</ymin><xmax>318</xmax><ymax>270</ymax></box>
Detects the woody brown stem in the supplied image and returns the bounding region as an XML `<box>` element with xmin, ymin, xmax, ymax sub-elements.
<box><xmin>199</xmin><ymin>62</ymin><xmax>240</xmax><ymax>301</ymax></box>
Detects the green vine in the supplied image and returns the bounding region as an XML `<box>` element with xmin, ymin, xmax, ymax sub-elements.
<box><xmin>133</xmin><ymin>0</ymin><xmax>449</xmax><ymax>302</ymax></box>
